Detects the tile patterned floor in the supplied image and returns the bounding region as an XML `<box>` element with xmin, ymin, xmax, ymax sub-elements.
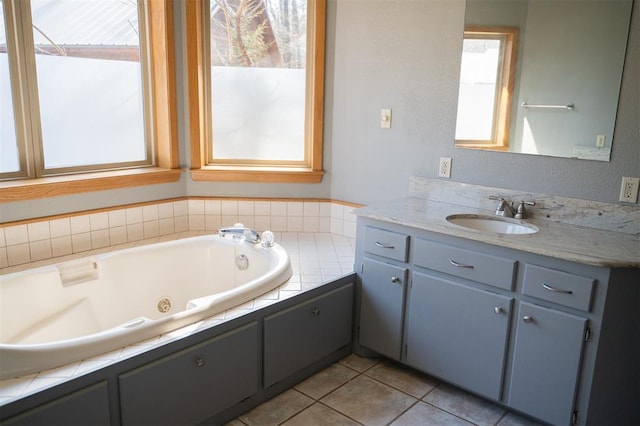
<box><xmin>228</xmin><ymin>355</ymin><xmax>542</xmax><ymax>426</ymax></box>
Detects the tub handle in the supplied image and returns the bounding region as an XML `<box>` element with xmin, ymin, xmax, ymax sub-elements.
<box><xmin>195</xmin><ymin>356</ymin><xmax>205</xmax><ymax>368</ymax></box>
<box><xmin>312</xmin><ymin>308</ymin><xmax>320</xmax><ymax>316</ymax></box>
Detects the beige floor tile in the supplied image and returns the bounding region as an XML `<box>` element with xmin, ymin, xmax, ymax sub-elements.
<box><xmin>282</xmin><ymin>402</ymin><xmax>361</xmax><ymax>426</ymax></box>
<box><xmin>239</xmin><ymin>389</ymin><xmax>313</xmax><ymax>426</ymax></box>
<box><xmin>338</xmin><ymin>353</ymin><xmax>380</xmax><ymax>372</ymax></box>
<box><xmin>423</xmin><ymin>384</ymin><xmax>506</xmax><ymax>426</ymax></box>
<box><xmin>321</xmin><ymin>375</ymin><xmax>416</xmax><ymax>426</ymax></box>
<box><xmin>390</xmin><ymin>401</ymin><xmax>475</xmax><ymax>426</ymax></box>
<box><xmin>365</xmin><ymin>360</ymin><xmax>439</xmax><ymax>398</ymax></box>
<box><xmin>295</xmin><ymin>363</ymin><xmax>359</xmax><ymax>399</ymax></box>
<box><xmin>497</xmin><ymin>411</ymin><xmax>544</xmax><ymax>426</ymax></box>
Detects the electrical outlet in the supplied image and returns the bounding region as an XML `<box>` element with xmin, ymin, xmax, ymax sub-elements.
<box><xmin>439</xmin><ymin>157</ymin><xmax>452</xmax><ymax>178</ymax></box>
<box><xmin>619</xmin><ymin>177</ymin><xmax>639</xmax><ymax>203</ymax></box>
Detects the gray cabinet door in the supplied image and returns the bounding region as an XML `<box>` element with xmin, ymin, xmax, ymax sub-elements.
<box><xmin>3</xmin><ymin>382</ymin><xmax>110</xmax><ymax>426</ymax></box>
<box><xmin>406</xmin><ymin>272</ymin><xmax>512</xmax><ymax>400</ymax></box>
<box><xmin>263</xmin><ymin>284</ymin><xmax>353</xmax><ymax>387</ymax></box>
<box><xmin>119</xmin><ymin>322</ymin><xmax>258</xmax><ymax>425</ymax></box>
<box><xmin>359</xmin><ymin>258</ymin><xmax>408</xmax><ymax>360</ymax></box>
<box><xmin>508</xmin><ymin>302</ymin><xmax>587</xmax><ymax>426</ymax></box>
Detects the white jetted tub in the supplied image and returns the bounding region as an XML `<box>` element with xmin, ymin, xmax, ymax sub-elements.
<box><xmin>0</xmin><ymin>233</ymin><xmax>292</xmax><ymax>380</ymax></box>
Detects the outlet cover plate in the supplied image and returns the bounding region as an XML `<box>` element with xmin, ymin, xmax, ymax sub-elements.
<box><xmin>619</xmin><ymin>177</ymin><xmax>639</xmax><ymax>203</ymax></box>
<box><xmin>439</xmin><ymin>157</ymin><xmax>452</xmax><ymax>178</ymax></box>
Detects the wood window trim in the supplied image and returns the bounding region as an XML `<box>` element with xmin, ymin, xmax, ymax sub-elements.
<box><xmin>456</xmin><ymin>26</ymin><xmax>519</xmax><ymax>150</ymax></box>
<box><xmin>0</xmin><ymin>0</ymin><xmax>180</xmax><ymax>202</ymax></box>
<box><xmin>186</xmin><ymin>0</ymin><xmax>325</xmax><ymax>184</ymax></box>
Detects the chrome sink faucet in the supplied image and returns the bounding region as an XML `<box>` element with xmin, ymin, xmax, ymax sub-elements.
<box><xmin>489</xmin><ymin>197</ymin><xmax>535</xmax><ymax>219</ymax></box>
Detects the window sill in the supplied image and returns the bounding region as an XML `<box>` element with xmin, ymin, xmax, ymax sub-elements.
<box><xmin>190</xmin><ymin>167</ymin><xmax>324</xmax><ymax>183</ymax></box>
<box><xmin>0</xmin><ymin>168</ymin><xmax>183</xmax><ymax>202</ymax></box>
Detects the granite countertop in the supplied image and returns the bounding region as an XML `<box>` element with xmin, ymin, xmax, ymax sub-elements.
<box><xmin>355</xmin><ymin>197</ymin><xmax>640</xmax><ymax>268</ymax></box>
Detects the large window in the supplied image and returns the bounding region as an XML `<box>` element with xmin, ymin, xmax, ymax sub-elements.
<box><xmin>187</xmin><ymin>0</ymin><xmax>325</xmax><ymax>183</ymax></box>
<box><xmin>0</xmin><ymin>0</ymin><xmax>179</xmax><ymax>200</ymax></box>
<box><xmin>455</xmin><ymin>27</ymin><xmax>518</xmax><ymax>150</ymax></box>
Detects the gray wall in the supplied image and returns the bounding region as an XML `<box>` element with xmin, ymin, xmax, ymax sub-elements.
<box><xmin>2</xmin><ymin>0</ymin><xmax>638</xmax><ymax>223</ymax></box>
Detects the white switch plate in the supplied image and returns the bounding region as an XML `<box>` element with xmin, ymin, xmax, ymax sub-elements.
<box><xmin>596</xmin><ymin>134</ymin><xmax>606</xmax><ymax>147</ymax></box>
<box><xmin>380</xmin><ymin>109</ymin><xmax>391</xmax><ymax>129</ymax></box>
<box><xmin>619</xmin><ymin>177</ymin><xmax>639</xmax><ymax>203</ymax></box>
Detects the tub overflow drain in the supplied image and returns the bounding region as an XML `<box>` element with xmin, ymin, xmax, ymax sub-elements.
<box><xmin>157</xmin><ymin>297</ymin><xmax>172</xmax><ymax>313</ymax></box>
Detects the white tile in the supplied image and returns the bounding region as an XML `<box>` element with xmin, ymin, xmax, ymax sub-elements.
<box><xmin>158</xmin><ymin>202</ymin><xmax>174</xmax><ymax>219</ymax></box>
<box><xmin>89</xmin><ymin>212</ymin><xmax>109</xmax><ymax>230</ymax></box>
<box><xmin>0</xmin><ymin>247</ymin><xmax>8</xmax><ymax>268</ymax></box>
<box><xmin>343</xmin><ymin>206</ymin><xmax>358</xmax><ymax>222</ymax></box>
<box><xmin>204</xmin><ymin>200</ymin><xmax>221</xmax><ymax>215</ymax></box>
<box><xmin>109</xmin><ymin>226</ymin><xmax>128</xmax><ymax>246</ymax></box>
<box><xmin>238</xmin><ymin>201</ymin><xmax>254</xmax><ymax>215</ymax></box>
<box><xmin>159</xmin><ymin>218</ymin><xmax>175</xmax><ymax>235</ymax></box>
<box><xmin>174</xmin><ymin>216</ymin><xmax>189</xmax><ymax>232</ymax></box>
<box><xmin>143</xmin><ymin>221</ymin><xmax>160</xmax><ymax>239</ymax></box>
<box><xmin>287</xmin><ymin>202</ymin><xmax>304</xmax><ymax>216</ymax></box>
<box><xmin>0</xmin><ymin>228</ymin><xmax>5</xmax><ymax>247</ymax></box>
<box><xmin>188</xmin><ymin>199</ymin><xmax>205</xmax><ymax>215</ymax></box>
<box><xmin>205</xmin><ymin>215</ymin><xmax>222</xmax><ymax>231</ymax></box>
<box><xmin>221</xmin><ymin>200</ymin><xmax>238</xmax><ymax>215</ymax></box>
<box><xmin>237</xmin><ymin>216</ymin><xmax>255</xmax><ymax>228</ymax></box>
<box><xmin>91</xmin><ymin>229</ymin><xmax>110</xmax><ymax>249</ymax></box>
<box><xmin>142</xmin><ymin>205</ymin><xmax>159</xmax><ymax>221</ymax></box>
<box><xmin>287</xmin><ymin>216</ymin><xmax>304</xmax><ymax>232</ymax></box>
<box><xmin>271</xmin><ymin>201</ymin><xmax>287</xmax><ymax>216</ymax></box>
<box><xmin>27</xmin><ymin>221</ymin><xmax>50</xmax><ymax>242</ymax></box>
<box><xmin>254</xmin><ymin>216</ymin><xmax>271</xmax><ymax>231</ymax></box>
<box><xmin>343</xmin><ymin>220</ymin><xmax>357</xmax><ymax>239</ymax></box>
<box><xmin>319</xmin><ymin>202</ymin><xmax>332</xmax><ymax>218</ymax></box>
<box><xmin>189</xmin><ymin>215</ymin><xmax>205</xmax><ymax>231</ymax></box>
<box><xmin>51</xmin><ymin>236</ymin><xmax>73</xmax><ymax>257</ymax></box>
<box><xmin>71</xmin><ymin>233</ymin><xmax>92</xmax><ymax>253</ymax></box>
<box><xmin>7</xmin><ymin>243</ymin><xmax>30</xmax><ymax>265</ymax></box>
<box><xmin>271</xmin><ymin>216</ymin><xmax>287</xmax><ymax>232</ymax></box>
<box><xmin>70</xmin><ymin>215</ymin><xmax>91</xmax><ymax>234</ymax></box>
<box><xmin>319</xmin><ymin>217</ymin><xmax>331</xmax><ymax>232</ymax></box>
<box><xmin>127</xmin><ymin>223</ymin><xmax>144</xmax><ymax>242</ymax></box>
<box><xmin>303</xmin><ymin>202</ymin><xmax>320</xmax><ymax>217</ymax></box>
<box><xmin>303</xmin><ymin>216</ymin><xmax>320</xmax><ymax>232</ymax></box>
<box><xmin>331</xmin><ymin>203</ymin><xmax>344</xmax><ymax>219</ymax></box>
<box><xmin>108</xmin><ymin>209</ymin><xmax>127</xmax><ymax>227</ymax></box>
<box><xmin>126</xmin><ymin>207</ymin><xmax>143</xmax><ymax>225</ymax></box>
<box><xmin>50</xmin><ymin>218</ymin><xmax>71</xmax><ymax>237</ymax></box>
<box><xmin>255</xmin><ymin>201</ymin><xmax>271</xmax><ymax>216</ymax></box>
<box><xmin>4</xmin><ymin>225</ymin><xmax>28</xmax><ymax>245</ymax></box>
<box><xmin>221</xmin><ymin>215</ymin><xmax>239</xmax><ymax>227</ymax></box>
<box><xmin>173</xmin><ymin>200</ymin><xmax>188</xmax><ymax>216</ymax></box>
<box><xmin>30</xmin><ymin>240</ymin><xmax>52</xmax><ymax>261</ymax></box>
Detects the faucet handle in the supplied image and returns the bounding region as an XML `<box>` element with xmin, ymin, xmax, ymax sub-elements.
<box><xmin>515</xmin><ymin>201</ymin><xmax>535</xmax><ymax>219</ymax></box>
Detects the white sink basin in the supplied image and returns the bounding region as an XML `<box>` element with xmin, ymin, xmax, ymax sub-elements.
<box><xmin>446</xmin><ymin>214</ymin><xmax>539</xmax><ymax>235</ymax></box>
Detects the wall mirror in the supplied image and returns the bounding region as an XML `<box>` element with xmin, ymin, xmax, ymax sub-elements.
<box><xmin>454</xmin><ymin>0</ymin><xmax>633</xmax><ymax>161</ymax></box>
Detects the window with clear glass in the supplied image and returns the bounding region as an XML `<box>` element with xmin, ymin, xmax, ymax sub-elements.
<box><xmin>455</xmin><ymin>27</ymin><xmax>518</xmax><ymax>149</ymax></box>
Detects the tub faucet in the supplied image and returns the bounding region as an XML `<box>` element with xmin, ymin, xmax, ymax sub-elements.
<box><xmin>218</xmin><ymin>224</ymin><xmax>260</xmax><ymax>243</ymax></box>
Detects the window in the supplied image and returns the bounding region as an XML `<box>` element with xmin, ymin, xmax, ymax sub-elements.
<box><xmin>187</xmin><ymin>0</ymin><xmax>325</xmax><ymax>183</ymax></box>
<box><xmin>455</xmin><ymin>26</ymin><xmax>518</xmax><ymax>150</ymax></box>
<box><xmin>0</xmin><ymin>0</ymin><xmax>179</xmax><ymax>200</ymax></box>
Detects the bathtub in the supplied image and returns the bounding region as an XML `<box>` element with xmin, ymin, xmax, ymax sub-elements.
<box><xmin>0</xmin><ymin>234</ymin><xmax>292</xmax><ymax>380</ymax></box>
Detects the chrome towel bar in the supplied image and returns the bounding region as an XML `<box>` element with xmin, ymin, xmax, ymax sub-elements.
<box><xmin>521</xmin><ymin>102</ymin><xmax>574</xmax><ymax>110</ymax></box>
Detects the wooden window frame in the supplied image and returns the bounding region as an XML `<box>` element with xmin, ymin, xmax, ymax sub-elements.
<box><xmin>186</xmin><ymin>0</ymin><xmax>325</xmax><ymax>183</ymax></box>
<box><xmin>455</xmin><ymin>26</ymin><xmax>519</xmax><ymax>150</ymax></box>
<box><xmin>0</xmin><ymin>0</ymin><xmax>180</xmax><ymax>202</ymax></box>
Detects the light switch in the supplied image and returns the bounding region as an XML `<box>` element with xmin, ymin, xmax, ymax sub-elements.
<box><xmin>381</xmin><ymin>109</ymin><xmax>391</xmax><ymax>129</ymax></box>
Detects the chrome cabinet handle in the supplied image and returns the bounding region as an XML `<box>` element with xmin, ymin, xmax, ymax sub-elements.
<box><xmin>375</xmin><ymin>241</ymin><xmax>395</xmax><ymax>249</ymax></box>
<box><xmin>391</xmin><ymin>276</ymin><xmax>401</xmax><ymax>283</ymax></box>
<box><xmin>523</xmin><ymin>316</ymin><xmax>534</xmax><ymax>323</ymax></box>
<box><xmin>494</xmin><ymin>307</ymin><xmax>503</xmax><ymax>315</ymax></box>
<box><xmin>542</xmin><ymin>283</ymin><xmax>573</xmax><ymax>294</ymax></box>
<box><xmin>449</xmin><ymin>259</ymin><xmax>474</xmax><ymax>269</ymax></box>
<box><xmin>195</xmin><ymin>357</ymin><xmax>205</xmax><ymax>368</ymax></box>
<box><xmin>312</xmin><ymin>308</ymin><xmax>320</xmax><ymax>316</ymax></box>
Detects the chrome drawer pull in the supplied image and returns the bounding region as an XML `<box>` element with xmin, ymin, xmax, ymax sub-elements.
<box><xmin>391</xmin><ymin>276</ymin><xmax>401</xmax><ymax>284</ymax></box>
<box><xmin>494</xmin><ymin>306</ymin><xmax>503</xmax><ymax>315</ymax></box>
<box><xmin>375</xmin><ymin>241</ymin><xmax>395</xmax><ymax>249</ymax></box>
<box><xmin>542</xmin><ymin>283</ymin><xmax>573</xmax><ymax>294</ymax></box>
<box><xmin>449</xmin><ymin>259</ymin><xmax>474</xmax><ymax>269</ymax></box>
<box><xmin>523</xmin><ymin>316</ymin><xmax>534</xmax><ymax>323</ymax></box>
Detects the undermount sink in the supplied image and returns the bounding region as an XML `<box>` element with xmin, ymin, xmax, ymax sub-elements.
<box><xmin>446</xmin><ymin>214</ymin><xmax>539</xmax><ymax>235</ymax></box>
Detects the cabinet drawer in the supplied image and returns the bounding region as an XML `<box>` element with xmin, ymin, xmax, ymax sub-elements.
<box><xmin>522</xmin><ymin>264</ymin><xmax>595</xmax><ymax>311</ymax></box>
<box><xmin>414</xmin><ymin>239</ymin><xmax>517</xmax><ymax>290</ymax></box>
<box><xmin>119</xmin><ymin>322</ymin><xmax>258</xmax><ymax>425</ymax></box>
<box><xmin>364</xmin><ymin>227</ymin><xmax>409</xmax><ymax>262</ymax></box>
<box><xmin>264</xmin><ymin>284</ymin><xmax>353</xmax><ymax>387</ymax></box>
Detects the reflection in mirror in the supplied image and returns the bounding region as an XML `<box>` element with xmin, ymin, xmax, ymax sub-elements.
<box><xmin>455</xmin><ymin>0</ymin><xmax>633</xmax><ymax>161</ymax></box>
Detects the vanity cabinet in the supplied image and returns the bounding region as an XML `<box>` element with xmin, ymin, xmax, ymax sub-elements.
<box><xmin>355</xmin><ymin>218</ymin><xmax>639</xmax><ymax>425</ymax></box>
<box><xmin>406</xmin><ymin>272</ymin><xmax>513</xmax><ymax>400</ymax></box>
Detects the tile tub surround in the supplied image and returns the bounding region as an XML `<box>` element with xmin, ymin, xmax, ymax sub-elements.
<box><xmin>0</xmin><ymin>231</ymin><xmax>356</xmax><ymax>405</ymax></box>
<box><xmin>0</xmin><ymin>198</ymin><xmax>359</xmax><ymax>270</ymax></box>
<box><xmin>230</xmin><ymin>354</ymin><xmax>540</xmax><ymax>426</ymax></box>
